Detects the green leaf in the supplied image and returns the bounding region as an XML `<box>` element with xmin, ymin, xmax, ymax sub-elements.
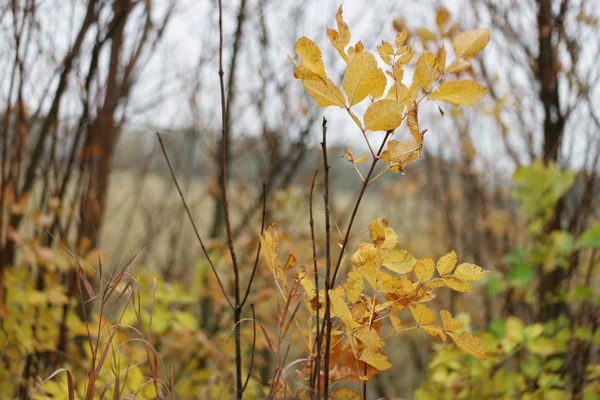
<box><xmin>577</xmin><ymin>220</ymin><xmax>600</xmax><ymax>249</ymax></box>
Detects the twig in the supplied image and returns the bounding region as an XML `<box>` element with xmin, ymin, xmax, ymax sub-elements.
<box><xmin>308</xmin><ymin>170</ymin><xmax>320</xmax><ymax>397</ymax></box>
<box><xmin>240</xmin><ymin>184</ymin><xmax>266</xmax><ymax>308</ymax></box>
<box><xmin>156</xmin><ymin>133</ymin><xmax>233</xmax><ymax>309</ymax></box>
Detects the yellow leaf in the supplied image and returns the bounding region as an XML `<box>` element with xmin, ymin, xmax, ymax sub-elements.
<box><xmin>380</xmin><ymin>139</ymin><xmax>421</xmax><ymax>170</ymax></box>
<box><xmin>344</xmin><ymin>266</ymin><xmax>364</xmax><ymax>304</ymax></box>
<box><xmin>382</xmin><ymin>249</ymin><xmax>416</xmax><ymax>274</ymax></box>
<box><xmin>435</xmin><ymin>45</ymin><xmax>446</xmax><ymax>72</ymax></box>
<box><xmin>445</xmin><ymin>58</ymin><xmax>470</xmax><ymax>74</ymax></box>
<box><xmin>260</xmin><ymin>224</ymin><xmax>280</xmax><ymax>272</ymax></box>
<box><xmin>436</xmin><ymin>8</ymin><xmax>450</xmax><ymax>30</ymax></box>
<box><xmin>452</xmin><ymin>28</ymin><xmax>490</xmax><ymax>58</ymax></box>
<box><xmin>407</xmin><ymin>104</ymin><xmax>422</xmax><ymax>145</ymax></box>
<box><xmin>422</xmin><ymin>325</ymin><xmax>447</xmax><ymax>342</ymax></box>
<box><xmin>449</xmin><ymin>331</ymin><xmax>489</xmax><ymax>360</ymax></box>
<box><xmin>436</xmin><ymin>250</ymin><xmax>457</xmax><ymax>276</ymax></box>
<box><xmin>343</xmin><ymin>148</ymin><xmax>355</xmax><ymax>163</ymax></box>
<box><xmin>424</xmin><ymin>279</ymin><xmax>446</xmax><ymax>289</ymax></box>
<box><xmin>440</xmin><ymin>310</ymin><xmax>462</xmax><ymax>331</ymax></box>
<box><xmin>442</xmin><ymin>276</ymin><xmax>472</xmax><ymax>293</ymax></box>
<box><xmin>329</xmin><ymin>289</ymin><xmax>361</xmax><ymax>329</ymax></box>
<box><xmin>355</xmin><ymin>154</ymin><xmax>368</xmax><ymax>164</ymax></box>
<box><xmin>369</xmin><ymin>218</ymin><xmax>386</xmax><ymax>246</ymax></box>
<box><xmin>364</xmin><ymin>99</ymin><xmax>407</xmax><ymax>131</ymax></box>
<box><xmin>354</xmin><ymin>326</ymin><xmax>384</xmax><ymax>350</ymax></box>
<box><xmin>342</xmin><ymin>52</ymin><xmax>386</xmax><ymax>106</ymax></box>
<box><xmin>428</xmin><ymin>80</ymin><xmax>487</xmax><ymax>106</ymax></box>
<box><xmin>389</xmin><ymin>314</ymin><xmax>403</xmax><ymax>332</ymax></box>
<box><xmin>331</xmin><ymin>389</ymin><xmax>362</xmax><ymax>400</ymax></box>
<box><xmin>395</xmin><ymin>27</ymin><xmax>408</xmax><ymax>47</ymax></box>
<box><xmin>453</xmin><ymin>263</ymin><xmax>487</xmax><ymax>281</ymax></box>
<box><xmin>302</xmin><ymin>77</ymin><xmax>347</xmax><ymax>108</ymax></box>
<box><xmin>359</xmin><ymin>347</ymin><xmax>392</xmax><ymax>371</ymax></box>
<box><xmin>415</xmin><ymin>28</ymin><xmax>436</xmax><ymax>41</ymax></box>
<box><xmin>410</xmin><ymin>303</ymin><xmax>434</xmax><ymax>325</ymax></box>
<box><xmin>386</xmin><ymin>82</ymin><xmax>408</xmax><ymax>101</ymax></box>
<box><xmin>377</xmin><ymin>41</ymin><xmax>394</xmax><ymax>65</ymax></box>
<box><xmin>415</xmin><ymin>53</ymin><xmax>435</xmax><ymax>91</ymax></box>
<box><xmin>290</xmin><ymin>37</ymin><xmax>326</xmax><ymax>80</ymax></box>
<box><xmin>282</xmin><ymin>254</ymin><xmax>297</xmax><ymax>270</ymax></box>
<box><xmin>327</xmin><ymin>6</ymin><xmax>351</xmax><ymax>61</ymax></box>
<box><xmin>414</xmin><ymin>256</ymin><xmax>435</xmax><ymax>282</ymax></box>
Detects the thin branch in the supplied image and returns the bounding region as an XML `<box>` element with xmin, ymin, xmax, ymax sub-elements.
<box><xmin>308</xmin><ymin>169</ymin><xmax>320</xmax><ymax>397</ymax></box>
<box><xmin>240</xmin><ymin>184</ymin><xmax>266</xmax><ymax>308</ymax></box>
<box><xmin>156</xmin><ymin>133</ymin><xmax>233</xmax><ymax>310</ymax></box>
<box><xmin>242</xmin><ymin>304</ymin><xmax>257</xmax><ymax>392</ymax></box>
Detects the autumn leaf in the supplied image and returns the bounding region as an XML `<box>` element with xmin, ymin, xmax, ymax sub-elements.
<box><xmin>422</xmin><ymin>325</ymin><xmax>447</xmax><ymax>342</ymax></box>
<box><xmin>442</xmin><ymin>276</ymin><xmax>472</xmax><ymax>293</ymax></box>
<box><xmin>364</xmin><ymin>99</ymin><xmax>408</xmax><ymax>131</ymax></box>
<box><xmin>436</xmin><ymin>8</ymin><xmax>450</xmax><ymax>30</ymax></box>
<box><xmin>289</xmin><ymin>37</ymin><xmax>327</xmax><ymax>80</ymax></box>
<box><xmin>437</xmin><ymin>250</ymin><xmax>457</xmax><ymax>276</ymax></box>
<box><xmin>410</xmin><ymin>303</ymin><xmax>434</xmax><ymax>325</ymax></box>
<box><xmin>327</xmin><ymin>6</ymin><xmax>351</xmax><ymax>61</ymax></box>
<box><xmin>428</xmin><ymin>80</ymin><xmax>487</xmax><ymax>106</ymax></box>
<box><xmin>342</xmin><ymin>52</ymin><xmax>386</xmax><ymax>106</ymax></box>
<box><xmin>359</xmin><ymin>347</ymin><xmax>392</xmax><ymax>371</ymax></box>
<box><xmin>301</xmin><ymin>77</ymin><xmax>346</xmax><ymax>108</ymax></box>
<box><xmin>382</xmin><ymin>249</ymin><xmax>416</xmax><ymax>274</ymax></box>
<box><xmin>415</xmin><ymin>53</ymin><xmax>435</xmax><ymax>91</ymax></box>
<box><xmin>331</xmin><ymin>389</ymin><xmax>362</xmax><ymax>400</ymax></box>
<box><xmin>354</xmin><ymin>326</ymin><xmax>384</xmax><ymax>350</ymax></box>
<box><xmin>453</xmin><ymin>263</ymin><xmax>487</xmax><ymax>281</ymax></box>
<box><xmin>445</xmin><ymin>58</ymin><xmax>470</xmax><ymax>74</ymax></box>
<box><xmin>414</xmin><ymin>256</ymin><xmax>435</xmax><ymax>282</ymax></box>
<box><xmin>377</xmin><ymin>41</ymin><xmax>394</xmax><ymax>65</ymax></box>
<box><xmin>260</xmin><ymin>224</ymin><xmax>280</xmax><ymax>272</ymax></box>
<box><xmin>440</xmin><ymin>310</ymin><xmax>462</xmax><ymax>331</ymax></box>
<box><xmin>389</xmin><ymin>314</ymin><xmax>403</xmax><ymax>332</ymax></box>
<box><xmin>452</xmin><ymin>28</ymin><xmax>490</xmax><ymax>58</ymax></box>
<box><xmin>344</xmin><ymin>266</ymin><xmax>364</xmax><ymax>304</ymax></box>
<box><xmin>329</xmin><ymin>289</ymin><xmax>361</xmax><ymax>329</ymax></box>
<box><xmin>435</xmin><ymin>45</ymin><xmax>446</xmax><ymax>72</ymax></box>
<box><xmin>449</xmin><ymin>331</ymin><xmax>489</xmax><ymax>360</ymax></box>
<box><xmin>407</xmin><ymin>104</ymin><xmax>423</xmax><ymax>145</ymax></box>
<box><xmin>380</xmin><ymin>139</ymin><xmax>422</xmax><ymax>171</ymax></box>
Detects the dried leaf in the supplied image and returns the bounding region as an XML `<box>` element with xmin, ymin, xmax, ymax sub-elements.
<box><xmin>342</xmin><ymin>52</ymin><xmax>386</xmax><ymax>106</ymax></box>
<box><xmin>359</xmin><ymin>347</ymin><xmax>392</xmax><ymax>371</ymax></box>
<box><xmin>414</xmin><ymin>256</ymin><xmax>435</xmax><ymax>282</ymax></box>
<box><xmin>436</xmin><ymin>250</ymin><xmax>457</xmax><ymax>276</ymax></box>
<box><xmin>345</xmin><ymin>266</ymin><xmax>364</xmax><ymax>304</ymax></box>
<box><xmin>382</xmin><ymin>249</ymin><xmax>416</xmax><ymax>274</ymax></box>
<box><xmin>452</xmin><ymin>28</ymin><xmax>490</xmax><ymax>58</ymax></box>
<box><xmin>407</xmin><ymin>104</ymin><xmax>422</xmax><ymax>145</ymax></box>
<box><xmin>290</xmin><ymin>37</ymin><xmax>327</xmax><ymax>80</ymax></box>
<box><xmin>410</xmin><ymin>303</ymin><xmax>434</xmax><ymax>325</ymax></box>
<box><xmin>442</xmin><ymin>276</ymin><xmax>472</xmax><ymax>293</ymax></box>
<box><xmin>377</xmin><ymin>41</ymin><xmax>394</xmax><ymax>65</ymax></box>
<box><xmin>302</xmin><ymin>77</ymin><xmax>347</xmax><ymax>108</ymax></box>
<box><xmin>329</xmin><ymin>289</ymin><xmax>361</xmax><ymax>329</ymax></box>
<box><xmin>453</xmin><ymin>263</ymin><xmax>487</xmax><ymax>281</ymax></box>
<box><xmin>415</xmin><ymin>53</ymin><xmax>435</xmax><ymax>91</ymax></box>
<box><xmin>380</xmin><ymin>139</ymin><xmax>421</xmax><ymax>171</ymax></box>
<box><xmin>445</xmin><ymin>58</ymin><xmax>470</xmax><ymax>74</ymax></box>
<box><xmin>436</xmin><ymin>8</ymin><xmax>450</xmax><ymax>30</ymax></box>
<box><xmin>435</xmin><ymin>45</ymin><xmax>446</xmax><ymax>72</ymax></box>
<box><xmin>449</xmin><ymin>331</ymin><xmax>489</xmax><ymax>360</ymax></box>
<box><xmin>440</xmin><ymin>310</ymin><xmax>462</xmax><ymax>331</ymax></box>
<box><xmin>428</xmin><ymin>80</ymin><xmax>487</xmax><ymax>106</ymax></box>
<box><xmin>328</xmin><ymin>6</ymin><xmax>351</xmax><ymax>61</ymax></box>
<box><xmin>364</xmin><ymin>99</ymin><xmax>408</xmax><ymax>131</ymax></box>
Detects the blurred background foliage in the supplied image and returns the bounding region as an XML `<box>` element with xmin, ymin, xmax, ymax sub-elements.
<box><xmin>0</xmin><ymin>0</ymin><xmax>599</xmax><ymax>398</ymax></box>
